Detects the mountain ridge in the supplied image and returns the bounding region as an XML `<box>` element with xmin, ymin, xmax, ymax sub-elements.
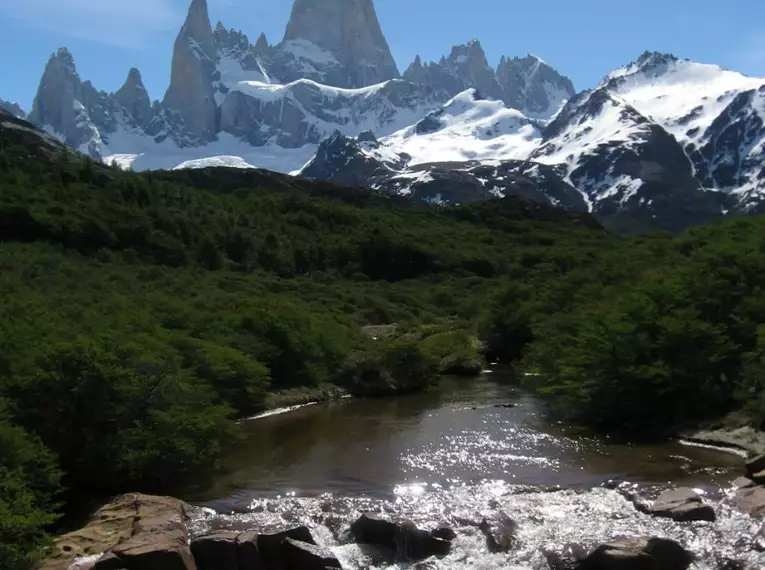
<box><xmin>8</xmin><ymin>0</ymin><xmax>765</xmax><ymax>234</ymax></box>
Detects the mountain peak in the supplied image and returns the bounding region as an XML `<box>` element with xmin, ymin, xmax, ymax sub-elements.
<box><xmin>124</xmin><ymin>67</ymin><xmax>144</xmax><ymax>87</ymax></box>
<box><xmin>115</xmin><ymin>68</ymin><xmax>152</xmax><ymax>129</ymax></box>
<box><xmin>46</xmin><ymin>47</ymin><xmax>77</xmax><ymax>76</ymax></box>
<box><xmin>181</xmin><ymin>0</ymin><xmax>215</xmax><ymax>57</ymax></box>
<box><xmin>636</xmin><ymin>50</ymin><xmax>678</xmax><ymax>67</ymax></box>
<box><xmin>161</xmin><ymin>0</ymin><xmax>218</xmax><ymax>144</ymax></box>
<box><xmin>281</xmin><ymin>0</ymin><xmax>399</xmax><ymax>87</ymax></box>
<box><xmin>449</xmin><ymin>40</ymin><xmax>488</xmax><ymax>64</ymax></box>
<box><xmin>254</xmin><ymin>32</ymin><xmax>269</xmax><ymax>54</ymax></box>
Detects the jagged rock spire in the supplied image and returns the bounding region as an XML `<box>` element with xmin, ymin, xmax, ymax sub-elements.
<box><xmin>254</xmin><ymin>32</ymin><xmax>269</xmax><ymax>55</ymax></box>
<box><xmin>114</xmin><ymin>68</ymin><xmax>152</xmax><ymax>128</ymax></box>
<box><xmin>282</xmin><ymin>0</ymin><xmax>399</xmax><ymax>88</ymax></box>
<box><xmin>162</xmin><ymin>0</ymin><xmax>218</xmax><ymax>144</ymax></box>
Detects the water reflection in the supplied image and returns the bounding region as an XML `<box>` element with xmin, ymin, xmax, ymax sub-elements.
<box><xmin>193</xmin><ymin>374</ymin><xmax>743</xmax><ymax>509</ymax></box>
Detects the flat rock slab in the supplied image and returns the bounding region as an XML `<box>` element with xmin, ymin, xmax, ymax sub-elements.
<box><xmin>732</xmin><ymin>476</ymin><xmax>756</xmax><ymax>489</ymax></box>
<box><xmin>108</xmin><ymin>540</ymin><xmax>196</xmax><ymax>570</ymax></box>
<box><xmin>38</xmin><ymin>494</ymin><xmax>192</xmax><ymax>570</ymax></box>
<box><xmin>646</xmin><ymin>488</ymin><xmax>716</xmax><ymax>522</ymax></box>
<box><xmin>734</xmin><ymin>486</ymin><xmax>765</xmax><ymax>517</ymax></box>
<box><xmin>281</xmin><ymin>537</ymin><xmax>343</xmax><ymax>570</ymax></box>
<box><xmin>190</xmin><ymin>531</ymin><xmax>242</xmax><ymax>570</ymax></box>
<box><xmin>257</xmin><ymin>526</ymin><xmax>316</xmax><ymax>570</ymax></box>
<box><xmin>578</xmin><ymin>537</ymin><xmax>693</xmax><ymax>570</ymax></box>
<box><xmin>684</xmin><ymin>427</ymin><xmax>765</xmax><ymax>457</ymax></box>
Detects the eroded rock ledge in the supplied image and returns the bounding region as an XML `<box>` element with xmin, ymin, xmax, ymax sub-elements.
<box><xmin>39</xmin><ymin>493</ymin><xmax>703</xmax><ymax>570</ymax></box>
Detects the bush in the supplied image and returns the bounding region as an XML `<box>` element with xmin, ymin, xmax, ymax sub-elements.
<box><xmin>8</xmin><ymin>341</ymin><xmax>239</xmax><ymax>494</ymax></box>
<box><xmin>418</xmin><ymin>329</ymin><xmax>484</xmax><ymax>376</ymax></box>
<box><xmin>340</xmin><ymin>340</ymin><xmax>439</xmax><ymax>397</ymax></box>
<box><xmin>0</xmin><ymin>399</ymin><xmax>62</xmax><ymax>570</ymax></box>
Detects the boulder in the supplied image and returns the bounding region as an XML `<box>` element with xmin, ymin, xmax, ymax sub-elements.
<box><xmin>257</xmin><ymin>526</ymin><xmax>316</xmax><ymax>569</ymax></box>
<box><xmin>734</xmin><ymin>486</ymin><xmax>765</xmax><ymax>517</ymax></box>
<box><xmin>280</xmin><ymin>538</ymin><xmax>343</xmax><ymax>569</ymax></box>
<box><xmin>395</xmin><ymin>521</ymin><xmax>451</xmax><ymax>561</ymax></box>
<box><xmin>479</xmin><ymin>511</ymin><xmax>520</xmax><ymax>553</ymax></box>
<box><xmin>92</xmin><ymin>553</ymin><xmax>126</xmax><ymax>570</ymax></box>
<box><xmin>38</xmin><ymin>494</ymin><xmax>193</xmax><ymax>570</ymax></box>
<box><xmin>731</xmin><ymin>476</ymin><xmax>756</xmax><ymax>490</ymax></box>
<box><xmin>190</xmin><ymin>531</ymin><xmax>240</xmax><ymax>570</ymax></box>
<box><xmin>349</xmin><ymin>513</ymin><xmax>450</xmax><ymax>561</ymax></box>
<box><xmin>541</xmin><ymin>543</ymin><xmax>589</xmax><ymax>570</ymax></box>
<box><xmin>746</xmin><ymin>454</ymin><xmax>765</xmax><ymax>477</ymax></box>
<box><xmin>645</xmin><ymin>488</ymin><xmax>716</xmax><ymax>522</ymax></box>
<box><xmin>350</xmin><ymin>513</ymin><xmax>397</xmax><ymax>549</ymax></box>
<box><xmin>578</xmin><ymin>537</ymin><xmax>693</xmax><ymax>570</ymax></box>
<box><xmin>109</xmin><ymin>538</ymin><xmax>197</xmax><ymax>570</ymax></box>
<box><xmin>430</xmin><ymin>524</ymin><xmax>457</xmax><ymax>542</ymax></box>
<box><xmin>237</xmin><ymin>531</ymin><xmax>266</xmax><ymax>570</ymax></box>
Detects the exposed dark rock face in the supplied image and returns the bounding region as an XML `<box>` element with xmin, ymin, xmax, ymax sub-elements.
<box><xmin>0</xmin><ymin>99</ymin><xmax>25</xmax><ymax>118</ymax></box>
<box><xmin>300</xmin><ymin>131</ymin><xmax>588</xmax><ymax>214</ymax></box>
<box><xmin>578</xmin><ymin>537</ymin><xmax>694</xmax><ymax>570</ymax></box>
<box><xmin>349</xmin><ymin>513</ymin><xmax>451</xmax><ymax>562</ymax></box>
<box><xmin>161</xmin><ymin>0</ymin><xmax>219</xmax><ymax>145</ymax></box>
<box><xmin>644</xmin><ymin>488</ymin><xmax>717</xmax><ymax>522</ymax></box>
<box><xmin>479</xmin><ymin>511</ymin><xmax>520</xmax><ymax>553</ymax></box>
<box><xmin>403</xmin><ymin>42</ymin><xmax>575</xmax><ymax>117</ymax></box>
<box><xmin>277</xmin><ymin>0</ymin><xmax>399</xmax><ymax>88</ymax></box>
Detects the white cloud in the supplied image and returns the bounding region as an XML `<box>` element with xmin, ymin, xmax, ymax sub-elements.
<box><xmin>0</xmin><ymin>0</ymin><xmax>184</xmax><ymax>49</ymax></box>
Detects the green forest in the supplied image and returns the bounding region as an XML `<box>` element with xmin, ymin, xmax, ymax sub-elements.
<box><xmin>1</xmin><ymin>115</ymin><xmax>765</xmax><ymax>569</ymax></box>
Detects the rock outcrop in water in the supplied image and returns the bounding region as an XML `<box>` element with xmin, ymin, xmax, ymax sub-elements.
<box><xmin>643</xmin><ymin>488</ymin><xmax>717</xmax><ymax>522</ymax></box>
<box><xmin>38</xmin><ymin>483</ymin><xmax>765</xmax><ymax>570</ymax></box>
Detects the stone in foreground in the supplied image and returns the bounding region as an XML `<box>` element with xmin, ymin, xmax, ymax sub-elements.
<box><xmin>349</xmin><ymin>513</ymin><xmax>450</xmax><ymax>561</ymax></box>
<box><xmin>281</xmin><ymin>537</ymin><xmax>343</xmax><ymax>569</ymax></box>
<box><xmin>578</xmin><ymin>537</ymin><xmax>693</xmax><ymax>570</ymax></box>
<box><xmin>479</xmin><ymin>510</ymin><xmax>520</xmax><ymax>553</ymax></box>
<box><xmin>734</xmin><ymin>486</ymin><xmax>765</xmax><ymax>517</ymax></box>
<box><xmin>257</xmin><ymin>526</ymin><xmax>317</xmax><ymax>569</ymax></box>
<box><xmin>190</xmin><ymin>531</ymin><xmax>242</xmax><ymax>570</ymax></box>
<box><xmin>731</xmin><ymin>476</ymin><xmax>756</xmax><ymax>490</ymax></box>
<box><xmin>39</xmin><ymin>494</ymin><xmax>193</xmax><ymax>570</ymax></box>
<box><xmin>646</xmin><ymin>488</ymin><xmax>716</xmax><ymax>522</ymax></box>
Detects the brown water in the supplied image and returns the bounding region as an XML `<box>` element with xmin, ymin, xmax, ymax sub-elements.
<box><xmin>198</xmin><ymin>375</ymin><xmax>742</xmax><ymax>508</ymax></box>
<box><xmin>189</xmin><ymin>375</ymin><xmax>764</xmax><ymax>569</ymax></box>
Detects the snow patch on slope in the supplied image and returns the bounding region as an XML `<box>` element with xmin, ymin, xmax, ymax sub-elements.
<box><xmin>383</xmin><ymin>89</ymin><xmax>542</xmax><ymax>165</ymax></box>
<box><xmin>102</xmin><ymin>128</ymin><xmax>317</xmax><ymax>174</ymax></box>
<box><xmin>607</xmin><ymin>57</ymin><xmax>764</xmax><ymax>148</ymax></box>
<box><xmin>229</xmin><ymin>78</ymin><xmax>440</xmax><ymax>141</ymax></box>
<box><xmin>173</xmin><ymin>155</ymin><xmax>258</xmax><ymax>170</ymax></box>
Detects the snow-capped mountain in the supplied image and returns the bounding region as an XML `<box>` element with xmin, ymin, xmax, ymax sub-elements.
<box><xmin>299</xmin><ymin>128</ymin><xmax>587</xmax><ymax>211</ymax></box>
<box><xmin>10</xmin><ymin>0</ymin><xmax>765</xmax><ymax>233</ymax></box>
<box><xmin>402</xmin><ymin>42</ymin><xmax>575</xmax><ymax>119</ymax></box>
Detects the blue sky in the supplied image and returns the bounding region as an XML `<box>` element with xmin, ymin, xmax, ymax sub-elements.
<box><xmin>1</xmin><ymin>0</ymin><xmax>764</xmax><ymax>110</ymax></box>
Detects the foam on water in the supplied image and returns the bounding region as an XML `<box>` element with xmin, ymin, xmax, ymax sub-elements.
<box><xmin>189</xmin><ymin>481</ymin><xmax>765</xmax><ymax>569</ymax></box>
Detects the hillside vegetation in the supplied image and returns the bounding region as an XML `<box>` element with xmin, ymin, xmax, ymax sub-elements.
<box><xmin>2</xmin><ymin>112</ymin><xmax>765</xmax><ymax>568</ymax></box>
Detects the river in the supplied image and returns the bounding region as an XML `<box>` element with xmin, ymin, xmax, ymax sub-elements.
<box><xmin>187</xmin><ymin>374</ymin><xmax>764</xmax><ymax>569</ymax></box>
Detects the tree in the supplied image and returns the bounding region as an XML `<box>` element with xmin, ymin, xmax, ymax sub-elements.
<box><xmin>0</xmin><ymin>399</ymin><xmax>61</xmax><ymax>570</ymax></box>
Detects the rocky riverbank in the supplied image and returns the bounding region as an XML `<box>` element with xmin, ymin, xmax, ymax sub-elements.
<box><xmin>681</xmin><ymin>426</ymin><xmax>765</xmax><ymax>457</ymax></box>
<box><xmin>41</xmin><ymin>481</ymin><xmax>765</xmax><ymax>570</ymax></box>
